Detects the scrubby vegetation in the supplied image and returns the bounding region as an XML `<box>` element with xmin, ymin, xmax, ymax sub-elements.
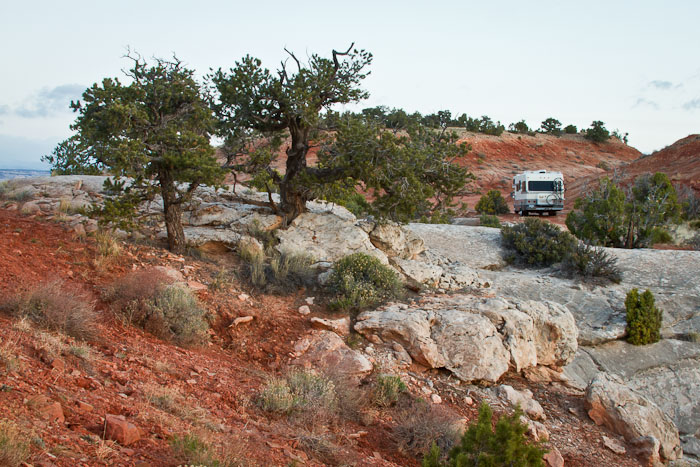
<box><xmin>479</xmin><ymin>214</ymin><xmax>502</xmax><ymax>228</ymax></box>
<box><xmin>501</xmin><ymin>218</ymin><xmax>576</xmax><ymax>267</ymax></box>
<box><xmin>584</xmin><ymin>120</ymin><xmax>610</xmax><ymax>142</ymax></box>
<box><xmin>104</xmin><ymin>270</ymin><xmax>209</xmax><ymax>347</ymax></box>
<box><xmin>423</xmin><ymin>403</ymin><xmax>546</xmax><ymax>467</ymax></box>
<box><xmin>0</xmin><ymin>419</ymin><xmax>30</xmax><ymax>467</ymax></box>
<box><xmin>372</xmin><ymin>374</ymin><xmax>407</xmax><ymax>407</ymax></box>
<box><xmin>327</xmin><ymin>252</ymin><xmax>403</xmax><ymax>310</ymax></box>
<box><xmin>567</xmin><ymin>173</ymin><xmax>682</xmax><ymax>248</ymax></box>
<box><xmin>169</xmin><ymin>433</ymin><xmax>243</xmax><ymax>467</ymax></box>
<box><xmin>502</xmin><ymin>218</ymin><xmax>622</xmax><ymax>283</ymax></box>
<box><xmin>395</xmin><ymin>399</ymin><xmax>461</xmax><ymax>458</ymax></box>
<box><xmin>561</xmin><ymin>243</ymin><xmax>622</xmax><ymax>283</ymax></box>
<box><xmin>257</xmin><ymin>370</ymin><xmax>337</xmax><ymax>416</ymax></box>
<box><xmin>626</xmin><ymin>288</ymin><xmax>663</xmax><ymax>345</ymax></box>
<box><xmin>475</xmin><ymin>190</ymin><xmax>510</xmax><ymax>215</ymax></box>
<box><xmin>0</xmin><ymin>281</ymin><xmax>97</xmax><ymax>340</ymax></box>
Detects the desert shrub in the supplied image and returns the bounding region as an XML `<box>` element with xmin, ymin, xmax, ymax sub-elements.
<box><xmin>676</xmin><ymin>184</ymin><xmax>700</xmax><ymax>220</ymax></box>
<box><xmin>564</xmin><ymin>124</ymin><xmax>577</xmax><ymax>134</ymax></box>
<box><xmin>596</xmin><ymin>161</ymin><xmax>610</xmax><ymax>171</ymax></box>
<box><xmin>257</xmin><ymin>370</ymin><xmax>337</xmax><ymax>416</ymax></box>
<box><xmin>690</xmin><ymin>220</ymin><xmax>700</xmax><ymax>230</ymax></box>
<box><xmin>625</xmin><ymin>288</ymin><xmax>662</xmax><ymax>345</ymax></box>
<box><xmin>105</xmin><ymin>270</ymin><xmax>209</xmax><ymax>347</ymax></box>
<box><xmin>1</xmin><ymin>281</ymin><xmax>97</xmax><ymax>340</ymax></box>
<box><xmin>479</xmin><ymin>214</ymin><xmax>501</xmax><ymax>228</ymax></box>
<box><xmin>650</xmin><ymin>228</ymin><xmax>672</xmax><ymax>244</ymax></box>
<box><xmin>561</xmin><ymin>243</ymin><xmax>622</xmax><ymax>283</ymax></box>
<box><xmin>423</xmin><ymin>403</ymin><xmax>546</xmax><ymax>467</ymax></box>
<box><xmin>501</xmin><ymin>218</ymin><xmax>576</xmax><ymax>267</ymax></box>
<box><xmin>0</xmin><ymin>419</ymin><xmax>30</xmax><ymax>467</ymax></box>
<box><xmin>327</xmin><ymin>253</ymin><xmax>403</xmax><ymax>310</ymax></box>
<box><xmin>394</xmin><ymin>399</ymin><xmax>460</xmax><ymax>458</ymax></box>
<box><xmin>0</xmin><ymin>339</ymin><xmax>22</xmax><ymax>374</ymax></box>
<box><xmin>373</xmin><ymin>374</ymin><xmax>407</xmax><ymax>408</ymax></box>
<box><xmin>584</xmin><ymin>120</ymin><xmax>609</xmax><ymax>142</ymax></box>
<box><xmin>142</xmin><ymin>286</ymin><xmax>209</xmax><ymax>347</ymax></box>
<box><xmin>475</xmin><ymin>190</ymin><xmax>509</xmax><ymax>215</ymax></box>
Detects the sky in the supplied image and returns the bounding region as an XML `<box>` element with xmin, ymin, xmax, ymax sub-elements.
<box><xmin>1</xmin><ymin>0</ymin><xmax>698</xmax><ymax>169</ymax></box>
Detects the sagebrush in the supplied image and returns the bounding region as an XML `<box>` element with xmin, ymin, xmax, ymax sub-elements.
<box><xmin>327</xmin><ymin>252</ymin><xmax>403</xmax><ymax>310</ymax></box>
<box><xmin>105</xmin><ymin>270</ymin><xmax>209</xmax><ymax>347</ymax></box>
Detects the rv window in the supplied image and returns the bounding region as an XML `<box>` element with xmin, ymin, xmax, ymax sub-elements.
<box><xmin>528</xmin><ymin>181</ymin><xmax>555</xmax><ymax>191</ymax></box>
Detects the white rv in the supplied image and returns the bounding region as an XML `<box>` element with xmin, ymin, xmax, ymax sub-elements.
<box><xmin>511</xmin><ymin>170</ymin><xmax>564</xmax><ymax>216</ymax></box>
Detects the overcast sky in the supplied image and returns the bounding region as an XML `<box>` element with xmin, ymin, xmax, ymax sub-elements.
<box><xmin>1</xmin><ymin>0</ymin><xmax>698</xmax><ymax>169</ymax></box>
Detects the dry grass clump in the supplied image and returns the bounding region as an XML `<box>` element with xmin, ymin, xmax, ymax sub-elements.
<box><xmin>0</xmin><ymin>281</ymin><xmax>97</xmax><ymax>340</ymax></box>
<box><xmin>93</xmin><ymin>230</ymin><xmax>122</xmax><ymax>270</ymax></box>
<box><xmin>105</xmin><ymin>270</ymin><xmax>209</xmax><ymax>347</ymax></box>
<box><xmin>393</xmin><ymin>398</ymin><xmax>461</xmax><ymax>457</ymax></box>
<box><xmin>0</xmin><ymin>419</ymin><xmax>30</xmax><ymax>466</ymax></box>
<box><xmin>0</xmin><ymin>338</ymin><xmax>22</xmax><ymax>374</ymax></box>
<box><xmin>257</xmin><ymin>370</ymin><xmax>337</xmax><ymax>418</ymax></box>
<box><xmin>142</xmin><ymin>382</ymin><xmax>211</xmax><ymax>426</ymax></box>
<box><xmin>239</xmin><ymin>245</ymin><xmax>315</xmax><ymax>293</ymax></box>
<box><xmin>169</xmin><ymin>432</ymin><xmax>247</xmax><ymax>467</ymax></box>
<box><xmin>372</xmin><ymin>374</ymin><xmax>407</xmax><ymax>408</ymax></box>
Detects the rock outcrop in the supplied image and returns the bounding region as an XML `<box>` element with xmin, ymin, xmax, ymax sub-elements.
<box><xmin>585</xmin><ymin>372</ymin><xmax>682</xmax><ymax>464</ymax></box>
<box><xmin>292</xmin><ymin>331</ymin><xmax>373</xmax><ymax>380</ymax></box>
<box><xmin>354</xmin><ymin>295</ymin><xmax>577</xmax><ymax>383</ymax></box>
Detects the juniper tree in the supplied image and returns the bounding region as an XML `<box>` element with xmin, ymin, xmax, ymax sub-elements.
<box><xmin>47</xmin><ymin>53</ymin><xmax>225</xmax><ymax>253</ymax></box>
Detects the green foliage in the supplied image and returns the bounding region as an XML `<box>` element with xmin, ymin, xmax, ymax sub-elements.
<box><xmin>475</xmin><ymin>190</ymin><xmax>509</xmax><ymax>215</ymax></box>
<box><xmin>464</xmin><ymin>115</ymin><xmax>505</xmax><ymax>136</ymax></box>
<box><xmin>584</xmin><ymin>120</ymin><xmax>610</xmax><ymax>142</ymax></box>
<box><xmin>479</xmin><ymin>214</ymin><xmax>502</xmax><ymax>228</ymax></box>
<box><xmin>501</xmin><ymin>218</ymin><xmax>576</xmax><ymax>267</ymax></box>
<box><xmin>41</xmin><ymin>135</ymin><xmax>104</xmax><ymax>175</ymax></box>
<box><xmin>508</xmin><ymin>120</ymin><xmax>533</xmax><ymax>135</ymax></box>
<box><xmin>625</xmin><ymin>289</ymin><xmax>662</xmax><ymax>345</ymax></box>
<box><xmin>561</xmin><ymin>243</ymin><xmax>622</xmax><ymax>283</ymax></box>
<box><xmin>540</xmin><ymin>118</ymin><xmax>562</xmax><ymax>136</ymax></box>
<box><xmin>567</xmin><ymin>174</ymin><xmax>681</xmax><ymax>248</ymax></box>
<box><xmin>566</xmin><ymin>177</ymin><xmax>629</xmax><ymax>247</ymax></box>
<box><xmin>425</xmin><ymin>403</ymin><xmax>546</xmax><ymax>467</ymax></box>
<box><xmin>258</xmin><ymin>370</ymin><xmax>337</xmax><ymax>415</ymax></box>
<box><xmin>0</xmin><ymin>419</ymin><xmax>30</xmax><ymax>467</ymax></box>
<box><xmin>50</xmin><ymin>53</ymin><xmax>225</xmax><ymax>253</ymax></box>
<box><xmin>611</xmin><ymin>129</ymin><xmax>629</xmax><ymax>144</ymax></box>
<box><xmin>563</xmin><ymin>124</ymin><xmax>577</xmax><ymax>134</ymax></box>
<box><xmin>316</xmin><ymin>114</ymin><xmax>473</xmax><ymax>223</ymax></box>
<box><xmin>327</xmin><ymin>253</ymin><xmax>403</xmax><ymax>310</ymax></box>
<box><xmin>373</xmin><ymin>374</ymin><xmax>407</xmax><ymax>407</ymax></box>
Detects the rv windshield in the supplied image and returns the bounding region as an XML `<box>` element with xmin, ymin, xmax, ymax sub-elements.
<box><xmin>528</xmin><ymin>181</ymin><xmax>556</xmax><ymax>192</ymax></box>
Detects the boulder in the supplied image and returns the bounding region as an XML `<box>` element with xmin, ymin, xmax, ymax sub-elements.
<box><xmin>293</xmin><ymin>331</ymin><xmax>372</xmax><ymax>379</ymax></box>
<box><xmin>369</xmin><ymin>222</ymin><xmax>424</xmax><ymax>259</ymax></box>
<box><xmin>355</xmin><ymin>295</ymin><xmax>577</xmax><ymax>383</ymax></box>
<box><xmin>104</xmin><ymin>414</ymin><xmax>141</xmax><ymax>446</ymax></box>
<box><xmin>310</xmin><ymin>317</ymin><xmax>351</xmax><ymax>337</ymax></box>
<box><xmin>497</xmin><ymin>385</ymin><xmax>545</xmax><ymax>420</ymax></box>
<box><xmin>585</xmin><ymin>372</ymin><xmax>681</xmax><ymax>463</ymax></box>
<box><xmin>516</xmin><ymin>300</ymin><xmax>578</xmax><ymax>367</ymax></box>
<box><xmin>275</xmin><ymin>211</ymin><xmax>388</xmax><ymax>265</ymax></box>
<box><xmin>392</xmin><ymin>258</ymin><xmax>443</xmax><ymax>288</ymax></box>
<box><xmin>543</xmin><ymin>447</ymin><xmax>564</xmax><ymax>467</ymax></box>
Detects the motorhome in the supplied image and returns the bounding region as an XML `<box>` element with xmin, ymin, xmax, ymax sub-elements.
<box><xmin>511</xmin><ymin>170</ymin><xmax>564</xmax><ymax>216</ymax></box>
